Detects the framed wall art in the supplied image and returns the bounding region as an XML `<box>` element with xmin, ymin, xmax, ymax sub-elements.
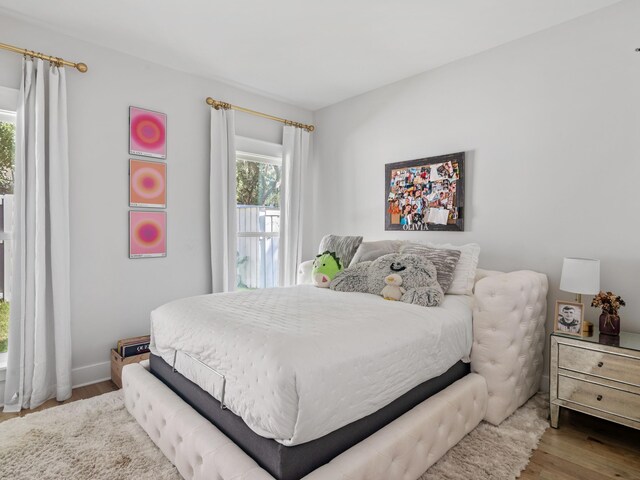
<box><xmin>129</xmin><ymin>159</ymin><xmax>167</xmax><ymax>208</ymax></box>
<box><xmin>129</xmin><ymin>106</ymin><xmax>167</xmax><ymax>159</ymax></box>
<box><xmin>385</xmin><ymin>152</ymin><xmax>464</xmax><ymax>231</ymax></box>
<box><xmin>129</xmin><ymin>211</ymin><xmax>167</xmax><ymax>258</ymax></box>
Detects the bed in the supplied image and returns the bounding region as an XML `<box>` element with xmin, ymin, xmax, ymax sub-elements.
<box><xmin>123</xmin><ymin>268</ymin><xmax>547</xmax><ymax>480</ymax></box>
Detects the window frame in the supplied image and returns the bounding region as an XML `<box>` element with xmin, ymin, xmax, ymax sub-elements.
<box><xmin>0</xmin><ymin>85</ymin><xmax>17</xmax><ymax>369</ymax></box>
<box><xmin>0</xmin><ymin>87</ymin><xmax>17</xmax><ymax>260</ymax></box>
<box><xmin>234</xmin><ymin>138</ymin><xmax>283</xmax><ymax>290</ymax></box>
<box><xmin>235</xmin><ymin>149</ymin><xmax>282</xmax><ymax>240</ymax></box>
<box><xmin>0</xmin><ymin>86</ymin><xmax>18</xmax><ymax>113</ymax></box>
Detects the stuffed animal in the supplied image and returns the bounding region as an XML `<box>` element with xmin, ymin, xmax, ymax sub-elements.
<box><xmin>312</xmin><ymin>251</ymin><xmax>343</xmax><ymax>288</ymax></box>
<box><xmin>330</xmin><ymin>253</ymin><xmax>444</xmax><ymax>307</ymax></box>
<box><xmin>381</xmin><ymin>273</ymin><xmax>405</xmax><ymax>301</ymax></box>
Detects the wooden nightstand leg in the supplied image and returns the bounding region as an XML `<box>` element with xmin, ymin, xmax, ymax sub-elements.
<box><xmin>550</xmin><ymin>403</ymin><xmax>560</xmax><ymax>428</ymax></box>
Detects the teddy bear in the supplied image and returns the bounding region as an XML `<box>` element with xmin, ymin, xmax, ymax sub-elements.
<box><xmin>381</xmin><ymin>273</ymin><xmax>405</xmax><ymax>301</ymax></box>
<box><xmin>330</xmin><ymin>253</ymin><xmax>444</xmax><ymax>307</ymax></box>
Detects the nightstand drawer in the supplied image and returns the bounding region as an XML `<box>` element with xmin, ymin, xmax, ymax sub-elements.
<box><xmin>558</xmin><ymin>344</ymin><xmax>640</xmax><ymax>387</ymax></box>
<box><xmin>558</xmin><ymin>375</ymin><xmax>640</xmax><ymax>422</ymax></box>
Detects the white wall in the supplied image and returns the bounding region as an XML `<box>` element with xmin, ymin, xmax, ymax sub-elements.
<box><xmin>0</xmin><ymin>13</ymin><xmax>312</xmax><ymax>391</ymax></box>
<box><xmin>310</xmin><ymin>0</ymin><xmax>640</xmax><ymax>375</ymax></box>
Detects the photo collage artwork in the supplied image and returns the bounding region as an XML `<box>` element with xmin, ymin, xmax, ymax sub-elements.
<box><xmin>386</xmin><ymin>153</ymin><xmax>464</xmax><ymax>231</ymax></box>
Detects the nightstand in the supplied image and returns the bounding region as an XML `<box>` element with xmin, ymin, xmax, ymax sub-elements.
<box><xmin>550</xmin><ymin>330</ymin><xmax>640</xmax><ymax>430</ymax></box>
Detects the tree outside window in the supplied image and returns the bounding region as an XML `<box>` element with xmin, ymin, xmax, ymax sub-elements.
<box><xmin>0</xmin><ymin>122</ymin><xmax>14</xmax><ymax>194</ymax></box>
<box><xmin>0</xmin><ymin>120</ymin><xmax>14</xmax><ymax>353</ymax></box>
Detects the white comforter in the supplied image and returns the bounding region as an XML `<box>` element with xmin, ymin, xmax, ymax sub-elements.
<box><xmin>150</xmin><ymin>285</ymin><xmax>472</xmax><ymax>446</ymax></box>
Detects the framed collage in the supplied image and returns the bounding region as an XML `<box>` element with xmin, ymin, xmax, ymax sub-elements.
<box><xmin>385</xmin><ymin>152</ymin><xmax>464</xmax><ymax>232</ymax></box>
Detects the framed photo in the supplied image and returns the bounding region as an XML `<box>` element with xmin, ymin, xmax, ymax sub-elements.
<box><xmin>129</xmin><ymin>106</ymin><xmax>167</xmax><ymax>159</ymax></box>
<box><xmin>385</xmin><ymin>152</ymin><xmax>464</xmax><ymax>231</ymax></box>
<box><xmin>129</xmin><ymin>159</ymin><xmax>167</xmax><ymax>208</ymax></box>
<box><xmin>554</xmin><ymin>300</ymin><xmax>584</xmax><ymax>336</ymax></box>
<box><xmin>129</xmin><ymin>211</ymin><xmax>167</xmax><ymax>258</ymax></box>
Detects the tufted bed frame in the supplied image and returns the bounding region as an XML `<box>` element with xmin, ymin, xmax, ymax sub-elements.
<box><xmin>123</xmin><ymin>268</ymin><xmax>547</xmax><ymax>480</ymax></box>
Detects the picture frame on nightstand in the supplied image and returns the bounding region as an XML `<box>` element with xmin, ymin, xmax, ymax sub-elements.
<box><xmin>554</xmin><ymin>300</ymin><xmax>584</xmax><ymax>337</ymax></box>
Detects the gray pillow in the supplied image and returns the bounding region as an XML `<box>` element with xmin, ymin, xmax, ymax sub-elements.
<box><xmin>349</xmin><ymin>240</ymin><xmax>403</xmax><ymax>267</ymax></box>
<box><xmin>318</xmin><ymin>235</ymin><xmax>363</xmax><ymax>269</ymax></box>
<box><xmin>398</xmin><ymin>244</ymin><xmax>461</xmax><ymax>293</ymax></box>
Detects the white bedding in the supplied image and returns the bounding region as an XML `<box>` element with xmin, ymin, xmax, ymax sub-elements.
<box><xmin>150</xmin><ymin>285</ymin><xmax>472</xmax><ymax>446</ymax></box>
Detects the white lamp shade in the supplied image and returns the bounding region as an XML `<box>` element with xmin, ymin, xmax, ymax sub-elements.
<box><xmin>560</xmin><ymin>257</ymin><xmax>600</xmax><ymax>295</ymax></box>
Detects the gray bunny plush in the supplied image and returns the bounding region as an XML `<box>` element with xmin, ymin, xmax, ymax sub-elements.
<box><xmin>330</xmin><ymin>253</ymin><xmax>444</xmax><ymax>307</ymax></box>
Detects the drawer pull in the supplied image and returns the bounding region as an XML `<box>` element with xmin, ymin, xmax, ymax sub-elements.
<box><xmin>596</xmin><ymin>394</ymin><xmax>603</xmax><ymax>401</ymax></box>
<box><xmin>597</xmin><ymin>361</ymin><xmax>604</xmax><ymax>368</ymax></box>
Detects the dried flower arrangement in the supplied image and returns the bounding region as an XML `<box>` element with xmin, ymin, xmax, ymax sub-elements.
<box><xmin>591</xmin><ymin>291</ymin><xmax>626</xmax><ymax>315</ymax></box>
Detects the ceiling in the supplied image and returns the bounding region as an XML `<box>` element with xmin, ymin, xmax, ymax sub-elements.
<box><xmin>0</xmin><ymin>0</ymin><xmax>622</xmax><ymax>110</ymax></box>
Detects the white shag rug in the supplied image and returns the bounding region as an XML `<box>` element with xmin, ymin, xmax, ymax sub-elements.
<box><xmin>0</xmin><ymin>391</ymin><xmax>548</xmax><ymax>480</ymax></box>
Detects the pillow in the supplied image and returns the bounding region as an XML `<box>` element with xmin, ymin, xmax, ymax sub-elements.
<box><xmin>312</xmin><ymin>251</ymin><xmax>344</xmax><ymax>288</ymax></box>
<box><xmin>318</xmin><ymin>235</ymin><xmax>363</xmax><ymax>269</ymax></box>
<box><xmin>349</xmin><ymin>240</ymin><xmax>403</xmax><ymax>266</ymax></box>
<box><xmin>398</xmin><ymin>244</ymin><xmax>461</xmax><ymax>293</ymax></box>
<box><xmin>407</xmin><ymin>242</ymin><xmax>480</xmax><ymax>295</ymax></box>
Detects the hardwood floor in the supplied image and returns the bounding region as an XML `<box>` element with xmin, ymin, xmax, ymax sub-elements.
<box><xmin>0</xmin><ymin>379</ymin><xmax>117</xmax><ymax>424</ymax></box>
<box><xmin>1</xmin><ymin>383</ymin><xmax>639</xmax><ymax>479</ymax></box>
<box><xmin>520</xmin><ymin>408</ymin><xmax>640</xmax><ymax>479</ymax></box>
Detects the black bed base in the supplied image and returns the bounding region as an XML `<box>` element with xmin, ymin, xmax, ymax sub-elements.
<box><xmin>150</xmin><ymin>354</ymin><xmax>469</xmax><ymax>480</ymax></box>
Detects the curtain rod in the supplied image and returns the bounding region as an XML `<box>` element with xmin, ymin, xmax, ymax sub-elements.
<box><xmin>0</xmin><ymin>42</ymin><xmax>88</xmax><ymax>73</ymax></box>
<box><xmin>206</xmin><ymin>97</ymin><xmax>314</xmax><ymax>132</ymax></box>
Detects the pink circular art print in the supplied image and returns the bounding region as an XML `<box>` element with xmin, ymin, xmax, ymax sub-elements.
<box><xmin>132</xmin><ymin>166</ymin><xmax>165</xmax><ymax>200</ymax></box>
<box><xmin>129</xmin><ymin>107</ymin><xmax>167</xmax><ymax>158</ymax></box>
<box><xmin>130</xmin><ymin>211</ymin><xmax>166</xmax><ymax>257</ymax></box>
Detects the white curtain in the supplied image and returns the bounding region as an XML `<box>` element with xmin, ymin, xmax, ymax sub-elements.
<box><xmin>279</xmin><ymin>126</ymin><xmax>310</xmax><ymax>286</ymax></box>
<box><xmin>210</xmin><ymin>107</ymin><xmax>237</xmax><ymax>292</ymax></box>
<box><xmin>3</xmin><ymin>58</ymin><xmax>72</xmax><ymax>412</ymax></box>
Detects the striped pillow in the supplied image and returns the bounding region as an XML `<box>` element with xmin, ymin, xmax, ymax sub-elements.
<box><xmin>398</xmin><ymin>244</ymin><xmax>461</xmax><ymax>293</ymax></box>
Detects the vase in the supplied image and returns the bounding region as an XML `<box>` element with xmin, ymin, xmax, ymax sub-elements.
<box><xmin>599</xmin><ymin>312</ymin><xmax>620</xmax><ymax>336</ymax></box>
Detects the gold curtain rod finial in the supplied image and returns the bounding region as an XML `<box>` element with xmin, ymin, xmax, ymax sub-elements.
<box><xmin>204</xmin><ymin>97</ymin><xmax>233</xmax><ymax>111</ymax></box>
<box><xmin>206</xmin><ymin>96</ymin><xmax>314</xmax><ymax>132</ymax></box>
<box><xmin>0</xmin><ymin>42</ymin><xmax>87</xmax><ymax>73</ymax></box>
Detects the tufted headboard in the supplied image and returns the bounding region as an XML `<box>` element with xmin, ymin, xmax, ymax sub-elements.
<box><xmin>471</xmin><ymin>270</ymin><xmax>548</xmax><ymax>424</ymax></box>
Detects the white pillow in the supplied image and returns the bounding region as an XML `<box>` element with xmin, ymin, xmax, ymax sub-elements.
<box><xmin>406</xmin><ymin>242</ymin><xmax>480</xmax><ymax>295</ymax></box>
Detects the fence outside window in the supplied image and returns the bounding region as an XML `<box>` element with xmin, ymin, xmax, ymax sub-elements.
<box><xmin>236</xmin><ymin>205</ymin><xmax>279</xmax><ymax>289</ymax></box>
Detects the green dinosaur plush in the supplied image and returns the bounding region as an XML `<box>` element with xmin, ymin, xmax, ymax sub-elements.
<box><xmin>312</xmin><ymin>251</ymin><xmax>343</xmax><ymax>288</ymax></box>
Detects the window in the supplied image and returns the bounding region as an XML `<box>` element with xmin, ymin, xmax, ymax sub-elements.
<box><xmin>236</xmin><ymin>151</ymin><xmax>282</xmax><ymax>290</ymax></box>
<box><xmin>0</xmin><ymin>87</ymin><xmax>17</xmax><ymax>361</ymax></box>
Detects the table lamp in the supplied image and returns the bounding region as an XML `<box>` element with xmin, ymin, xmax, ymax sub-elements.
<box><xmin>560</xmin><ymin>257</ymin><xmax>600</xmax><ymax>303</ymax></box>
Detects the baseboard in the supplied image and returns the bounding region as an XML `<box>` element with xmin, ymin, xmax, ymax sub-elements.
<box><xmin>0</xmin><ymin>363</ymin><xmax>110</xmax><ymax>408</ymax></box>
<box><xmin>539</xmin><ymin>374</ymin><xmax>550</xmax><ymax>393</ymax></box>
<box><xmin>72</xmin><ymin>361</ymin><xmax>111</xmax><ymax>388</ymax></box>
